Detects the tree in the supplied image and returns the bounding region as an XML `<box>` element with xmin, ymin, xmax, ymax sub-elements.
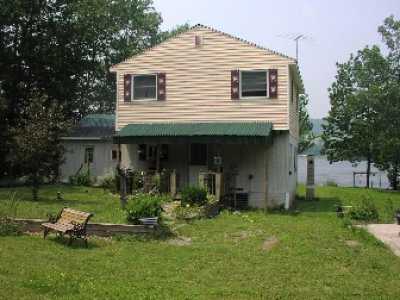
<box><xmin>9</xmin><ymin>93</ymin><xmax>69</xmax><ymax>200</ymax></box>
<box><xmin>69</xmin><ymin>0</ymin><xmax>164</xmax><ymax>114</ymax></box>
<box><xmin>374</xmin><ymin>83</ymin><xmax>400</xmax><ymax>190</ymax></box>
<box><xmin>322</xmin><ymin>46</ymin><xmax>391</xmax><ymax>188</ymax></box>
<box><xmin>298</xmin><ymin>94</ymin><xmax>314</xmax><ymax>153</ymax></box>
<box><xmin>0</xmin><ymin>0</ymin><xmax>176</xmax><ymax>180</ymax></box>
<box><xmin>375</xmin><ymin>16</ymin><xmax>400</xmax><ymax>189</ymax></box>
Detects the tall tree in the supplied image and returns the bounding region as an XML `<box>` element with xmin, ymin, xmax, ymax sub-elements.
<box><xmin>375</xmin><ymin>15</ymin><xmax>400</xmax><ymax>189</ymax></box>
<box><xmin>322</xmin><ymin>46</ymin><xmax>391</xmax><ymax>188</ymax></box>
<box><xmin>298</xmin><ymin>93</ymin><xmax>314</xmax><ymax>153</ymax></box>
<box><xmin>0</xmin><ymin>0</ymin><xmax>171</xmax><ymax>179</ymax></box>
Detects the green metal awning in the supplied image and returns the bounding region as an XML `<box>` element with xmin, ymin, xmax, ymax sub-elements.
<box><xmin>114</xmin><ymin>122</ymin><xmax>273</xmax><ymax>144</ymax></box>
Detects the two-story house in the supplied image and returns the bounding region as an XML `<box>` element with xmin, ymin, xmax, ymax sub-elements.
<box><xmin>110</xmin><ymin>24</ymin><xmax>304</xmax><ymax>209</ymax></box>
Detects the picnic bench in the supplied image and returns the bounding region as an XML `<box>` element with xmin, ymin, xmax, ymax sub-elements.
<box><xmin>42</xmin><ymin>208</ymin><xmax>93</xmax><ymax>247</ymax></box>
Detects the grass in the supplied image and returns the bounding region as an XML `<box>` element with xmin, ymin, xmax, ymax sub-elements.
<box><xmin>297</xmin><ymin>185</ymin><xmax>400</xmax><ymax>223</ymax></box>
<box><xmin>0</xmin><ymin>184</ymin><xmax>125</xmax><ymax>223</ymax></box>
<box><xmin>0</xmin><ymin>185</ymin><xmax>400</xmax><ymax>299</ymax></box>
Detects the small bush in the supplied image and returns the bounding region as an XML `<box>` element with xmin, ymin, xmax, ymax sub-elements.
<box><xmin>326</xmin><ymin>180</ymin><xmax>338</xmax><ymax>187</ymax></box>
<box><xmin>125</xmin><ymin>193</ymin><xmax>167</xmax><ymax>224</ymax></box>
<box><xmin>0</xmin><ymin>192</ymin><xmax>22</xmax><ymax>236</ymax></box>
<box><xmin>0</xmin><ymin>218</ymin><xmax>22</xmax><ymax>236</ymax></box>
<box><xmin>100</xmin><ymin>174</ymin><xmax>118</xmax><ymax>193</ymax></box>
<box><xmin>349</xmin><ymin>196</ymin><xmax>379</xmax><ymax>222</ymax></box>
<box><xmin>69</xmin><ymin>170</ymin><xmax>92</xmax><ymax>186</ymax></box>
<box><xmin>181</xmin><ymin>186</ymin><xmax>207</xmax><ymax>206</ymax></box>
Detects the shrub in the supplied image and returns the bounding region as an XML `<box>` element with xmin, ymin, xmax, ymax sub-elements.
<box><xmin>69</xmin><ymin>170</ymin><xmax>92</xmax><ymax>186</ymax></box>
<box><xmin>349</xmin><ymin>196</ymin><xmax>379</xmax><ymax>222</ymax></box>
<box><xmin>326</xmin><ymin>180</ymin><xmax>338</xmax><ymax>187</ymax></box>
<box><xmin>181</xmin><ymin>186</ymin><xmax>207</xmax><ymax>206</ymax></box>
<box><xmin>0</xmin><ymin>218</ymin><xmax>22</xmax><ymax>236</ymax></box>
<box><xmin>0</xmin><ymin>192</ymin><xmax>22</xmax><ymax>236</ymax></box>
<box><xmin>125</xmin><ymin>193</ymin><xmax>167</xmax><ymax>224</ymax></box>
<box><xmin>99</xmin><ymin>174</ymin><xmax>118</xmax><ymax>193</ymax></box>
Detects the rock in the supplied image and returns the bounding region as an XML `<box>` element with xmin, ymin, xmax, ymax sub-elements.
<box><xmin>262</xmin><ymin>236</ymin><xmax>279</xmax><ymax>251</ymax></box>
<box><xmin>345</xmin><ymin>240</ymin><xmax>361</xmax><ymax>247</ymax></box>
<box><xmin>167</xmin><ymin>236</ymin><xmax>192</xmax><ymax>246</ymax></box>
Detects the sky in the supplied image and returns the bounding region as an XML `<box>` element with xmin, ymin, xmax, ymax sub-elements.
<box><xmin>153</xmin><ymin>0</ymin><xmax>400</xmax><ymax>118</ymax></box>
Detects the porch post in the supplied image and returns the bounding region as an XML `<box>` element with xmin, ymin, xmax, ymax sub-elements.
<box><xmin>264</xmin><ymin>146</ymin><xmax>269</xmax><ymax>212</ymax></box>
<box><xmin>156</xmin><ymin>144</ymin><xmax>161</xmax><ymax>173</ymax></box>
<box><xmin>170</xmin><ymin>169</ymin><xmax>177</xmax><ymax>198</ymax></box>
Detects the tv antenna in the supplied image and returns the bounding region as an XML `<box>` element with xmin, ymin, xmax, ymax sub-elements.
<box><xmin>276</xmin><ymin>33</ymin><xmax>311</xmax><ymax>62</ymax></box>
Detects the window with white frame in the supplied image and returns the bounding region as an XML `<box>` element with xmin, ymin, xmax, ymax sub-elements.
<box><xmin>240</xmin><ymin>70</ymin><xmax>268</xmax><ymax>98</ymax></box>
<box><xmin>132</xmin><ymin>74</ymin><xmax>157</xmax><ymax>100</ymax></box>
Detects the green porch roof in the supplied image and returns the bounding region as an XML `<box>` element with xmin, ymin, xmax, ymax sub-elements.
<box><xmin>115</xmin><ymin>122</ymin><xmax>273</xmax><ymax>144</ymax></box>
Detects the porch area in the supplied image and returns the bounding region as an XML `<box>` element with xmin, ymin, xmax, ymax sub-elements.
<box><xmin>114</xmin><ymin>122</ymin><xmax>295</xmax><ymax>208</ymax></box>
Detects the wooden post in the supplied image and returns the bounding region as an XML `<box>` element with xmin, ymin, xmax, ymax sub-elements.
<box><xmin>119</xmin><ymin>168</ymin><xmax>127</xmax><ymax>209</ymax></box>
<box><xmin>306</xmin><ymin>155</ymin><xmax>315</xmax><ymax>201</ymax></box>
<box><xmin>156</xmin><ymin>144</ymin><xmax>161</xmax><ymax>173</ymax></box>
<box><xmin>264</xmin><ymin>147</ymin><xmax>269</xmax><ymax>212</ymax></box>
<box><xmin>198</xmin><ymin>173</ymin><xmax>205</xmax><ymax>189</ymax></box>
<box><xmin>170</xmin><ymin>169</ymin><xmax>177</xmax><ymax>198</ymax></box>
<box><xmin>215</xmin><ymin>172</ymin><xmax>223</xmax><ymax>201</ymax></box>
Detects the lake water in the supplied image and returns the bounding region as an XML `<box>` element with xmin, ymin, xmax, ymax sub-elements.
<box><xmin>297</xmin><ymin>155</ymin><xmax>390</xmax><ymax>188</ymax></box>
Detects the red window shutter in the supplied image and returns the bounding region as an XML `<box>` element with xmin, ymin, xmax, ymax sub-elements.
<box><xmin>269</xmin><ymin>69</ymin><xmax>278</xmax><ymax>98</ymax></box>
<box><xmin>231</xmin><ymin>70</ymin><xmax>239</xmax><ymax>100</ymax></box>
<box><xmin>123</xmin><ymin>74</ymin><xmax>131</xmax><ymax>102</ymax></box>
<box><xmin>157</xmin><ymin>73</ymin><xmax>166</xmax><ymax>101</ymax></box>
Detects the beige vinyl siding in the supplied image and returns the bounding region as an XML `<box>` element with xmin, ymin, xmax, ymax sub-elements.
<box><xmin>113</xmin><ymin>27</ymin><xmax>295</xmax><ymax>131</ymax></box>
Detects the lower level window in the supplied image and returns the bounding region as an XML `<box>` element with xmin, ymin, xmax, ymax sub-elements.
<box><xmin>138</xmin><ymin>144</ymin><xmax>169</xmax><ymax>161</ymax></box>
<box><xmin>84</xmin><ymin>147</ymin><xmax>94</xmax><ymax>163</ymax></box>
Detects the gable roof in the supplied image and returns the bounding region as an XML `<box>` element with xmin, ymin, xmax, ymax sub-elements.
<box><xmin>111</xmin><ymin>24</ymin><xmax>296</xmax><ymax>69</ymax></box>
<box><xmin>110</xmin><ymin>23</ymin><xmax>304</xmax><ymax>93</ymax></box>
<box><xmin>62</xmin><ymin>114</ymin><xmax>115</xmax><ymax>140</ymax></box>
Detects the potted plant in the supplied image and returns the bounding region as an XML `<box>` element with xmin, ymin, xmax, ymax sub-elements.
<box><xmin>395</xmin><ymin>209</ymin><xmax>400</xmax><ymax>225</ymax></box>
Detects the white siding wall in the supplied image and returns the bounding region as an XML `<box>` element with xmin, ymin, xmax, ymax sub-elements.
<box><xmin>266</xmin><ymin>132</ymin><xmax>297</xmax><ymax>207</ymax></box>
<box><xmin>60</xmin><ymin>140</ymin><xmax>118</xmax><ymax>182</ymax></box>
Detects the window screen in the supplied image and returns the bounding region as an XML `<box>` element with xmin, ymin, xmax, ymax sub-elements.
<box><xmin>133</xmin><ymin>75</ymin><xmax>156</xmax><ymax>100</ymax></box>
<box><xmin>241</xmin><ymin>71</ymin><xmax>267</xmax><ymax>97</ymax></box>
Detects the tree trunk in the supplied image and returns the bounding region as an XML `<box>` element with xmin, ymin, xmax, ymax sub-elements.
<box><xmin>366</xmin><ymin>157</ymin><xmax>371</xmax><ymax>189</ymax></box>
<box><xmin>393</xmin><ymin>166</ymin><xmax>399</xmax><ymax>191</ymax></box>
<box><xmin>31</xmin><ymin>175</ymin><xmax>39</xmax><ymax>201</ymax></box>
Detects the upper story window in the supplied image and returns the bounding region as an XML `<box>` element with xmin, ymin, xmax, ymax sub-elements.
<box><xmin>133</xmin><ymin>74</ymin><xmax>157</xmax><ymax>100</ymax></box>
<box><xmin>240</xmin><ymin>70</ymin><xmax>268</xmax><ymax>98</ymax></box>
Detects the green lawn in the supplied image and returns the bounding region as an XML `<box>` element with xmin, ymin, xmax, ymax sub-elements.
<box><xmin>0</xmin><ymin>185</ymin><xmax>125</xmax><ymax>223</ymax></box>
<box><xmin>1</xmin><ymin>185</ymin><xmax>400</xmax><ymax>299</ymax></box>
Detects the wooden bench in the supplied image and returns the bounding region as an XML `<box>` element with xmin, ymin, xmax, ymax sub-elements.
<box><xmin>42</xmin><ymin>208</ymin><xmax>93</xmax><ymax>247</ymax></box>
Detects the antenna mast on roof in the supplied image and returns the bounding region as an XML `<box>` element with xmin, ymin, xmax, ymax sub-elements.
<box><xmin>276</xmin><ymin>33</ymin><xmax>310</xmax><ymax>63</ymax></box>
<box><xmin>294</xmin><ymin>34</ymin><xmax>304</xmax><ymax>62</ymax></box>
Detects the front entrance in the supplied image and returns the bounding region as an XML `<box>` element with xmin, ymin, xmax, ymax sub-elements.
<box><xmin>188</xmin><ymin>143</ymin><xmax>207</xmax><ymax>186</ymax></box>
